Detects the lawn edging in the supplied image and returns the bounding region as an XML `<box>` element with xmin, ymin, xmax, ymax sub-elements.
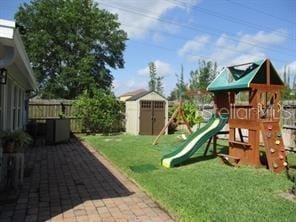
<box><xmin>79</xmin><ymin>138</ymin><xmax>177</xmax><ymax>221</ymax></box>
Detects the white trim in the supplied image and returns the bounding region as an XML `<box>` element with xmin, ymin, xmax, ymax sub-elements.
<box><xmin>0</xmin><ymin>19</ymin><xmax>36</xmax><ymax>90</ymax></box>
<box><xmin>14</xmin><ymin>29</ymin><xmax>37</xmax><ymax>89</ymax></box>
<box><xmin>0</xmin><ymin>19</ymin><xmax>15</xmax><ymax>39</ymax></box>
<box><xmin>2</xmin><ymin>78</ymin><xmax>26</xmax><ymax>131</ymax></box>
<box><xmin>0</xmin><ymin>19</ymin><xmax>15</xmax><ymax>29</ymax></box>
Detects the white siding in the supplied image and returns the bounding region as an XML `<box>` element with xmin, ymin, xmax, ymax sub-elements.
<box><xmin>125</xmin><ymin>101</ymin><xmax>138</xmax><ymax>135</ymax></box>
<box><xmin>139</xmin><ymin>92</ymin><xmax>166</xmax><ymax>101</ymax></box>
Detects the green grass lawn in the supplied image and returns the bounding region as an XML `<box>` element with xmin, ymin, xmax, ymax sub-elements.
<box><xmin>82</xmin><ymin>134</ymin><xmax>296</xmax><ymax>222</ymax></box>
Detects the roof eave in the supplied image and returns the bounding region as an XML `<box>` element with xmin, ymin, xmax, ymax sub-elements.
<box><xmin>0</xmin><ymin>19</ymin><xmax>37</xmax><ymax>90</ymax></box>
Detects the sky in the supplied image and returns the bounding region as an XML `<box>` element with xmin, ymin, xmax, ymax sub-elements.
<box><xmin>1</xmin><ymin>0</ymin><xmax>296</xmax><ymax>96</ymax></box>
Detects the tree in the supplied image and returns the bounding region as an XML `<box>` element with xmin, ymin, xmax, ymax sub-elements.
<box><xmin>176</xmin><ymin>65</ymin><xmax>187</xmax><ymax>99</ymax></box>
<box><xmin>15</xmin><ymin>0</ymin><xmax>128</xmax><ymax>99</ymax></box>
<box><xmin>156</xmin><ymin>76</ymin><xmax>164</xmax><ymax>95</ymax></box>
<box><xmin>282</xmin><ymin>66</ymin><xmax>296</xmax><ymax>100</ymax></box>
<box><xmin>148</xmin><ymin>62</ymin><xmax>164</xmax><ymax>95</ymax></box>
<box><xmin>189</xmin><ymin>60</ymin><xmax>217</xmax><ymax>90</ymax></box>
<box><xmin>168</xmin><ymin>65</ymin><xmax>187</xmax><ymax>101</ymax></box>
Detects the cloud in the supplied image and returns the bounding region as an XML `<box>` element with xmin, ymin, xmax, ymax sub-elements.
<box><xmin>96</xmin><ymin>0</ymin><xmax>200</xmax><ymax>38</ymax></box>
<box><xmin>152</xmin><ymin>32</ymin><xmax>165</xmax><ymax>43</ymax></box>
<box><xmin>121</xmin><ymin>79</ymin><xmax>147</xmax><ymax>93</ymax></box>
<box><xmin>285</xmin><ymin>61</ymin><xmax>296</xmax><ymax>73</ymax></box>
<box><xmin>126</xmin><ymin>79</ymin><xmax>136</xmax><ymax>88</ymax></box>
<box><xmin>282</xmin><ymin>61</ymin><xmax>296</xmax><ymax>86</ymax></box>
<box><xmin>178</xmin><ymin>35</ymin><xmax>210</xmax><ymax>56</ymax></box>
<box><xmin>179</xmin><ymin>29</ymin><xmax>288</xmax><ymax>67</ymax></box>
<box><xmin>137</xmin><ymin>60</ymin><xmax>174</xmax><ymax>77</ymax></box>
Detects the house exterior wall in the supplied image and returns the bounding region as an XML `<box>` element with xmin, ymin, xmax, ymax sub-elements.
<box><xmin>0</xmin><ymin>19</ymin><xmax>36</xmax><ymax>186</ymax></box>
<box><xmin>0</xmin><ymin>20</ymin><xmax>36</xmax><ymax>132</ymax></box>
<box><xmin>0</xmin><ymin>76</ymin><xmax>26</xmax><ymax>131</ymax></box>
<box><xmin>125</xmin><ymin>101</ymin><xmax>138</xmax><ymax>135</ymax></box>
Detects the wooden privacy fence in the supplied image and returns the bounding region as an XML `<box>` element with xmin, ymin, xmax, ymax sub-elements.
<box><xmin>282</xmin><ymin>100</ymin><xmax>296</xmax><ymax>151</ymax></box>
<box><xmin>282</xmin><ymin>100</ymin><xmax>296</xmax><ymax>127</ymax></box>
<box><xmin>29</xmin><ymin>99</ymin><xmax>82</xmax><ymax>132</ymax></box>
<box><xmin>29</xmin><ymin>99</ymin><xmax>125</xmax><ymax>133</ymax></box>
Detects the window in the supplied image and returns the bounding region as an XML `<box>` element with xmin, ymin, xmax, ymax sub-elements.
<box><xmin>259</xmin><ymin>92</ymin><xmax>274</xmax><ymax>119</ymax></box>
<box><xmin>235</xmin><ymin>128</ymin><xmax>249</xmax><ymax>142</ymax></box>
<box><xmin>235</xmin><ymin>91</ymin><xmax>249</xmax><ymax>105</ymax></box>
<box><xmin>141</xmin><ymin>101</ymin><xmax>151</xmax><ymax>109</ymax></box>
<box><xmin>6</xmin><ymin>79</ymin><xmax>12</xmax><ymax>130</ymax></box>
<box><xmin>18</xmin><ymin>89</ymin><xmax>22</xmax><ymax>128</ymax></box>
<box><xmin>154</xmin><ymin>101</ymin><xmax>164</xmax><ymax>109</ymax></box>
<box><xmin>13</xmin><ymin>86</ymin><xmax>18</xmax><ymax>130</ymax></box>
<box><xmin>4</xmin><ymin>80</ymin><xmax>25</xmax><ymax>131</ymax></box>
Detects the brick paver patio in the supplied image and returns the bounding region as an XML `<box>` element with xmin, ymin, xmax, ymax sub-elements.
<box><xmin>0</xmin><ymin>138</ymin><xmax>173</xmax><ymax>222</ymax></box>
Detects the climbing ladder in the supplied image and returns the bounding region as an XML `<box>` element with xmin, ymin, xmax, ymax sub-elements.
<box><xmin>260</xmin><ymin>121</ymin><xmax>287</xmax><ymax>173</ymax></box>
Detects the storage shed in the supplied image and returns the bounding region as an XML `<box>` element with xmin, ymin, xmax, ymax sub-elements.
<box><xmin>125</xmin><ymin>90</ymin><xmax>168</xmax><ymax>135</ymax></box>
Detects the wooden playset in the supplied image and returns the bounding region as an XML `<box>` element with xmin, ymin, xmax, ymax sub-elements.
<box><xmin>207</xmin><ymin>59</ymin><xmax>287</xmax><ymax>173</ymax></box>
<box><xmin>153</xmin><ymin>100</ymin><xmax>192</xmax><ymax>145</ymax></box>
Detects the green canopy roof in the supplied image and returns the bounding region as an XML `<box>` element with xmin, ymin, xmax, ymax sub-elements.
<box><xmin>207</xmin><ymin>59</ymin><xmax>284</xmax><ymax>92</ymax></box>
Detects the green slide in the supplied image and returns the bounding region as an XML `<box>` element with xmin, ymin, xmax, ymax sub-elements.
<box><xmin>161</xmin><ymin>113</ymin><xmax>229</xmax><ymax>168</ymax></box>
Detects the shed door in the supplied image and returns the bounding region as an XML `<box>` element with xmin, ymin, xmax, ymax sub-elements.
<box><xmin>152</xmin><ymin>101</ymin><xmax>165</xmax><ymax>135</ymax></box>
<box><xmin>140</xmin><ymin>100</ymin><xmax>165</xmax><ymax>135</ymax></box>
<box><xmin>140</xmin><ymin>101</ymin><xmax>153</xmax><ymax>135</ymax></box>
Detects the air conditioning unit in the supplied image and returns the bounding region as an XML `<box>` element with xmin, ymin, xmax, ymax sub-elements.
<box><xmin>46</xmin><ymin>118</ymin><xmax>70</xmax><ymax>144</ymax></box>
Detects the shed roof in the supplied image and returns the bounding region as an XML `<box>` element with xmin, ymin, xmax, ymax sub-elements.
<box><xmin>126</xmin><ymin>90</ymin><xmax>167</xmax><ymax>101</ymax></box>
<box><xmin>207</xmin><ymin>59</ymin><xmax>284</xmax><ymax>92</ymax></box>
<box><xmin>119</xmin><ymin>89</ymin><xmax>147</xmax><ymax>97</ymax></box>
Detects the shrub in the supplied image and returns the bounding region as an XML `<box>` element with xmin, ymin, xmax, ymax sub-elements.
<box><xmin>74</xmin><ymin>88</ymin><xmax>122</xmax><ymax>133</ymax></box>
<box><xmin>183</xmin><ymin>101</ymin><xmax>204</xmax><ymax>127</ymax></box>
<box><xmin>168</xmin><ymin>101</ymin><xmax>204</xmax><ymax>129</ymax></box>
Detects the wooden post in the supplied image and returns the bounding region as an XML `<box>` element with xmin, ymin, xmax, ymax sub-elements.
<box><xmin>203</xmin><ymin>137</ymin><xmax>213</xmax><ymax>156</ymax></box>
<box><xmin>152</xmin><ymin>104</ymin><xmax>180</xmax><ymax>145</ymax></box>
<box><xmin>179</xmin><ymin>107</ymin><xmax>193</xmax><ymax>134</ymax></box>
<box><xmin>266</xmin><ymin>59</ymin><xmax>270</xmax><ymax>85</ymax></box>
<box><xmin>152</xmin><ymin>101</ymin><xmax>192</xmax><ymax>145</ymax></box>
<box><xmin>213</xmin><ymin>135</ymin><xmax>217</xmax><ymax>156</ymax></box>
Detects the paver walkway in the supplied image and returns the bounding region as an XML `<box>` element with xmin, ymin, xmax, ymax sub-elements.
<box><xmin>0</xmin><ymin>139</ymin><xmax>173</xmax><ymax>222</ymax></box>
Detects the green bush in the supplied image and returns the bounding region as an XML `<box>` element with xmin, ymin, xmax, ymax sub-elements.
<box><xmin>169</xmin><ymin>101</ymin><xmax>204</xmax><ymax>128</ymax></box>
<box><xmin>183</xmin><ymin>101</ymin><xmax>204</xmax><ymax>127</ymax></box>
<box><xmin>74</xmin><ymin>88</ymin><xmax>122</xmax><ymax>133</ymax></box>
